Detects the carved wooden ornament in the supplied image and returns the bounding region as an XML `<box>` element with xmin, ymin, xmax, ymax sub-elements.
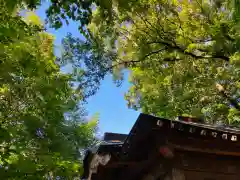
<box><xmin>200</xmin><ymin>130</ymin><xmax>207</xmax><ymax>136</ymax></box>
<box><xmin>222</xmin><ymin>134</ymin><xmax>228</xmax><ymax>140</ymax></box>
<box><xmin>189</xmin><ymin>127</ymin><xmax>195</xmax><ymax>133</ymax></box>
<box><xmin>157</xmin><ymin>120</ymin><xmax>163</xmax><ymax>127</ymax></box>
<box><xmin>231</xmin><ymin>135</ymin><xmax>237</xmax><ymax>141</ymax></box>
<box><xmin>171</xmin><ymin>122</ymin><xmax>175</xmax><ymax>128</ymax></box>
<box><xmin>211</xmin><ymin>132</ymin><xmax>217</xmax><ymax>138</ymax></box>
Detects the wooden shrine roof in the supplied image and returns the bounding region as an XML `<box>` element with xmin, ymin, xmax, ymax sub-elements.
<box><xmin>82</xmin><ymin>113</ymin><xmax>240</xmax><ymax>180</ymax></box>
<box><xmin>103</xmin><ymin>132</ymin><xmax>127</xmax><ymax>142</ymax></box>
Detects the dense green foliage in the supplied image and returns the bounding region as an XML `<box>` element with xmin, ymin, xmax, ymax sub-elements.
<box><xmin>1</xmin><ymin>0</ymin><xmax>240</xmax><ymax>178</ymax></box>
<box><xmin>0</xmin><ymin>2</ymin><xmax>97</xmax><ymax>179</ymax></box>
<box><xmin>57</xmin><ymin>0</ymin><xmax>240</xmax><ymax>124</ymax></box>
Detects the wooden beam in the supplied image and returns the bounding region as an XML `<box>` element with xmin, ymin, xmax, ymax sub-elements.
<box><xmin>105</xmin><ymin>161</ymin><xmax>142</xmax><ymax>168</ymax></box>
<box><xmin>168</xmin><ymin>143</ymin><xmax>240</xmax><ymax>156</ymax></box>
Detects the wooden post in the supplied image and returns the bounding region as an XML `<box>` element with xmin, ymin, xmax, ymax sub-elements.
<box><xmin>142</xmin><ymin>166</ymin><xmax>186</xmax><ymax>180</ymax></box>
<box><xmin>162</xmin><ymin>168</ymin><xmax>185</xmax><ymax>180</ymax></box>
<box><xmin>142</xmin><ymin>174</ymin><xmax>155</xmax><ymax>180</ymax></box>
<box><xmin>171</xmin><ymin>168</ymin><xmax>185</xmax><ymax>180</ymax></box>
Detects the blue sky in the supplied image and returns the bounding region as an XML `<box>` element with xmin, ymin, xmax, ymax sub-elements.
<box><xmin>36</xmin><ymin>2</ymin><xmax>139</xmax><ymax>134</ymax></box>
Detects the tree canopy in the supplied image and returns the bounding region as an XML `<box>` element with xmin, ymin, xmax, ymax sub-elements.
<box><xmin>55</xmin><ymin>0</ymin><xmax>240</xmax><ymax>124</ymax></box>
<box><xmin>1</xmin><ymin>0</ymin><xmax>240</xmax><ymax>178</ymax></box>
<box><xmin>0</xmin><ymin>2</ymin><xmax>97</xmax><ymax>179</ymax></box>
<box><xmin>2</xmin><ymin>0</ymin><xmax>240</xmax><ymax>176</ymax></box>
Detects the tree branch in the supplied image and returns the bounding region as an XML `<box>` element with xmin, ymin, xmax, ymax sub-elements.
<box><xmin>108</xmin><ymin>47</ymin><xmax>168</xmax><ymax>70</ymax></box>
<box><xmin>147</xmin><ymin>40</ymin><xmax>230</xmax><ymax>61</ymax></box>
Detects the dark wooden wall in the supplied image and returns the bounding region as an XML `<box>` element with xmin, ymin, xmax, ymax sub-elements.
<box><xmin>141</xmin><ymin>151</ymin><xmax>240</xmax><ymax>180</ymax></box>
